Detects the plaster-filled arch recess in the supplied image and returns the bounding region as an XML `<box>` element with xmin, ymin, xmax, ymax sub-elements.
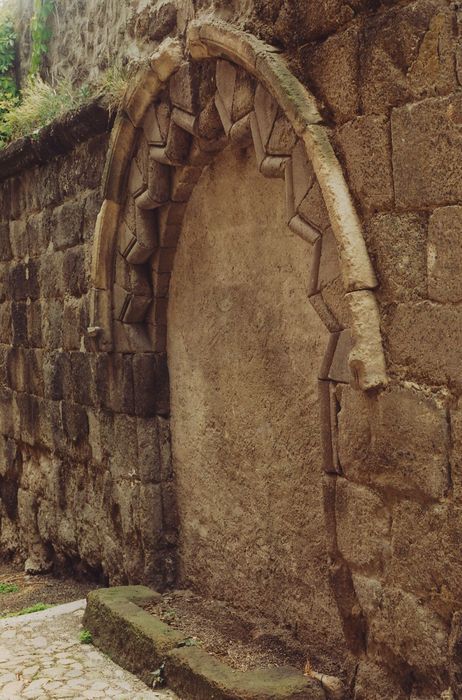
<box><xmin>88</xmin><ymin>19</ymin><xmax>388</xmax><ymax>656</ymax></box>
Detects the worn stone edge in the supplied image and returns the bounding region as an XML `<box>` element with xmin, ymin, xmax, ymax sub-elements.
<box><xmin>0</xmin><ymin>98</ymin><xmax>113</xmax><ymax>183</ymax></box>
<box><xmin>83</xmin><ymin>586</ymin><xmax>325</xmax><ymax>699</ymax></box>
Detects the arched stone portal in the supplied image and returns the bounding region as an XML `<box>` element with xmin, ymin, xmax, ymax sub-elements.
<box><xmin>88</xmin><ymin>21</ymin><xmax>388</xmax><ymax>666</ymax></box>
<box><xmin>168</xmin><ymin>143</ymin><xmax>344</xmax><ymax>659</ymax></box>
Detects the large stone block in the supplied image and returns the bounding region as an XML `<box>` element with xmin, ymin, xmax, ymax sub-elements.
<box><xmin>0</xmin><ymin>222</ymin><xmax>12</xmax><ymax>262</ymax></box>
<box><xmin>110</xmin><ymin>414</ymin><xmax>138</xmax><ymax>482</ymax></box>
<box><xmin>366</xmin><ymin>212</ymin><xmax>427</xmax><ymax>302</ymax></box>
<box><xmin>369</xmin><ymin>586</ymin><xmax>448</xmax><ymax>679</ymax></box>
<box><xmin>9</xmin><ymin>219</ymin><xmax>28</xmax><ymax>259</ymax></box>
<box><xmin>338</xmin><ymin>384</ymin><xmax>449</xmax><ymax>500</ymax></box>
<box><xmin>354</xmin><ymin>660</ymin><xmax>408</xmax><ymax>700</ymax></box>
<box><xmin>96</xmin><ymin>353</ymin><xmax>135</xmax><ymax>415</ymax></box>
<box><xmin>392</xmin><ymin>95</ymin><xmax>462</xmax><ymax>209</ymax></box>
<box><xmin>360</xmin><ymin>0</ymin><xmax>456</xmax><ymax>114</ymax></box>
<box><xmin>335</xmin><ymin>114</ymin><xmax>394</xmax><ymax>214</ymax></box>
<box><xmin>51</xmin><ymin>200</ymin><xmax>84</xmax><ymax>251</ymax></box>
<box><xmin>39</xmin><ymin>252</ymin><xmax>64</xmax><ymax>299</ymax></box>
<box><xmin>385</xmin><ymin>301</ymin><xmax>462</xmax><ymax>388</ymax></box>
<box><xmin>137</xmin><ymin>417</ymin><xmax>161</xmax><ymax>484</ymax></box>
<box><xmin>302</xmin><ymin>24</ymin><xmax>359</xmax><ymax>124</ymax></box>
<box><xmin>335</xmin><ymin>479</ymin><xmax>391</xmax><ymax>570</ymax></box>
<box><xmin>63</xmin><ymin>246</ymin><xmax>88</xmax><ymax>298</ymax></box>
<box><xmin>428</xmin><ymin>206</ymin><xmax>462</xmax><ymax>303</ymax></box>
<box><xmin>387</xmin><ymin>500</ymin><xmax>462</xmax><ymax>622</ymax></box>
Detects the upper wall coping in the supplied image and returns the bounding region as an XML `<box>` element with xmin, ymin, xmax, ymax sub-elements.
<box><xmin>0</xmin><ymin>98</ymin><xmax>114</xmax><ymax>183</ymax></box>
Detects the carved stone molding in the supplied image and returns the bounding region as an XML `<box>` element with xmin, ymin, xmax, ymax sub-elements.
<box><xmin>89</xmin><ymin>24</ymin><xmax>387</xmax><ymax>394</ymax></box>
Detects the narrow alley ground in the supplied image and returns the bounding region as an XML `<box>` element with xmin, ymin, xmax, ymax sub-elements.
<box><xmin>0</xmin><ymin>600</ymin><xmax>180</xmax><ymax>699</ymax></box>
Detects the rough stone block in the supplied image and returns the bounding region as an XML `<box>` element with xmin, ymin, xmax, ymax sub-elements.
<box><xmin>51</xmin><ymin>200</ymin><xmax>83</xmax><ymax>251</ymax></box>
<box><xmin>27</xmin><ymin>300</ymin><xmax>42</xmax><ymax>348</ymax></box>
<box><xmin>335</xmin><ymin>114</ymin><xmax>393</xmax><ymax>214</ymax></box>
<box><xmin>9</xmin><ymin>219</ymin><xmax>28</xmax><ymax>259</ymax></box>
<box><xmin>0</xmin><ymin>302</ymin><xmax>12</xmax><ymax>345</ymax></box>
<box><xmin>354</xmin><ymin>660</ymin><xmax>408</xmax><ymax>700</ymax></box>
<box><xmin>338</xmin><ymin>384</ymin><xmax>449</xmax><ymax>500</ymax></box>
<box><xmin>133</xmin><ymin>353</ymin><xmax>157</xmax><ymax>417</ymax></box>
<box><xmin>63</xmin><ymin>246</ymin><xmax>88</xmax><ymax>298</ymax></box>
<box><xmin>428</xmin><ymin>206</ymin><xmax>462</xmax><ymax>303</ymax></box>
<box><xmin>360</xmin><ymin>0</ymin><xmax>456</xmax><ymax>114</ymax></box>
<box><xmin>12</xmin><ymin>301</ymin><xmax>28</xmax><ymax>347</ymax></box>
<box><xmin>387</xmin><ymin>500</ymin><xmax>462</xmax><ymax>622</ymax></box>
<box><xmin>366</xmin><ymin>212</ymin><xmax>427</xmax><ymax>302</ymax></box>
<box><xmin>96</xmin><ymin>353</ymin><xmax>134</xmax><ymax>415</ymax></box>
<box><xmin>61</xmin><ymin>401</ymin><xmax>89</xmax><ymax>444</ymax></box>
<box><xmin>110</xmin><ymin>413</ymin><xmax>138</xmax><ymax>482</ymax></box>
<box><xmin>369</xmin><ymin>586</ymin><xmax>448</xmax><ymax>677</ymax></box>
<box><xmin>39</xmin><ymin>252</ymin><xmax>64</xmax><ymax>299</ymax></box>
<box><xmin>137</xmin><ymin>417</ymin><xmax>161</xmax><ymax>484</ymax></box>
<box><xmin>0</xmin><ymin>221</ymin><xmax>12</xmax><ymax>262</ymax></box>
<box><xmin>335</xmin><ymin>478</ymin><xmax>391</xmax><ymax>569</ymax></box>
<box><xmin>301</xmin><ymin>24</ymin><xmax>359</xmax><ymax>124</ymax></box>
<box><xmin>392</xmin><ymin>95</ymin><xmax>462</xmax><ymax>209</ymax></box>
<box><xmin>385</xmin><ymin>301</ymin><xmax>462</xmax><ymax>389</ymax></box>
<box><xmin>41</xmin><ymin>298</ymin><xmax>64</xmax><ymax>351</ymax></box>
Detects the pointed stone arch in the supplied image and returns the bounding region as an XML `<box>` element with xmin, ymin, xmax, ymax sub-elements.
<box><xmin>88</xmin><ymin>21</ymin><xmax>388</xmax><ymax>660</ymax></box>
<box><xmin>89</xmin><ymin>22</ymin><xmax>387</xmax><ymax>393</ymax></box>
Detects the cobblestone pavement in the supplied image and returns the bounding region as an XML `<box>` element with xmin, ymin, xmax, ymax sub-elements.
<box><xmin>0</xmin><ymin>600</ymin><xmax>180</xmax><ymax>699</ymax></box>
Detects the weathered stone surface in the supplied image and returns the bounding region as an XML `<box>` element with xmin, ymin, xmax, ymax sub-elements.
<box><xmin>338</xmin><ymin>384</ymin><xmax>449</xmax><ymax>500</ymax></box>
<box><xmin>335</xmin><ymin>114</ymin><xmax>394</xmax><ymax>214</ymax></box>
<box><xmin>168</xmin><ymin>145</ymin><xmax>344</xmax><ymax>663</ymax></box>
<box><xmin>428</xmin><ymin>206</ymin><xmax>462</xmax><ymax>303</ymax></box>
<box><xmin>366</xmin><ymin>212</ymin><xmax>427</xmax><ymax>302</ymax></box>
<box><xmin>369</xmin><ymin>586</ymin><xmax>448</xmax><ymax>680</ymax></box>
<box><xmin>360</xmin><ymin>0</ymin><xmax>456</xmax><ymax>114</ymax></box>
<box><xmin>354</xmin><ymin>660</ymin><xmax>408</xmax><ymax>700</ymax></box>
<box><xmin>392</xmin><ymin>95</ymin><xmax>462</xmax><ymax>209</ymax></box>
<box><xmin>51</xmin><ymin>200</ymin><xmax>83</xmax><ymax>251</ymax></box>
<box><xmin>385</xmin><ymin>302</ymin><xmax>462</xmax><ymax>388</ymax></box>
<box><xmin>335</xmin><ymin>479</ymin><xmax>390</xmax><ymax>570</ymax></box>
<box><xmin>302</xmin><ymin>24</ymin><xmax>359</xmax><ymax>124</ymax></box>
<box><xmin>387</xmin><ymin>500</ymin><xmax>462</xmax><ymax>622</ymax></box>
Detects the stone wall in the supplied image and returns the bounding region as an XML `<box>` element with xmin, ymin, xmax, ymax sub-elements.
<box><xmin>168</xmin><ymin>144</ymin><xmax>346</xmax><ymax>669</ymax></box>
<box><xmin>0</xmin><ymin>116</ymin><xmax>175</xmax><ymax>589</ymax></box>
<box><xmin>2</xmin><ymin>1</ymin><xmax>462</xmax><ymax>699</ymax></box>
<box><xmin>299</xmin><ymin>1</ymin><xmax>462</xmax><ymax>697</ymax></box>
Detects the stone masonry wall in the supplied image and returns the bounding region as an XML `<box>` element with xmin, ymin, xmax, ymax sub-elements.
<box><xmin>3</xmin><ymin>1</ymin><xmax>462</xmax><ymax>698</ymax></box>
<box><xmin>297</xmin><ymin>1</ymin><xmax>462</xmax><ymax>698</ymax></box>
<box><xmin>0</xmin><ymin>130</ymin><xmax>175</xmax><ymax>588</ymax></box>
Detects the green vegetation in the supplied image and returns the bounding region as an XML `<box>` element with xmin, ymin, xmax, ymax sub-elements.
<box><xmin>0</xmin><ymin>64</ymin><xmax>128</xmax><ymax>147</ymax></box>
<box><xmin>29</xmin><ymin>0</ymin><xmax>55</xmax><ymax>76</ymax></box>
<box><xmin>0</xmin><ymin>6</ymin><xmax>18</xmax><ymax>145</ymax></box>
<box><xmin>79</xmin><ymin>629</ymin><xmax>93</xmax><ymax>644</ymax></box>
<box><xmin>0</xmin><ymin>0</ymin><xmax>131</xmax><ymax>149</ymax></box>
<box><xmin>0</xmin><ymin>602</ymin><xmax>53</xmax><ymax>618</ymax></box>
<box><xmin>0</xmin><ymin>582</ymin><xmax>19</xmax><ymax>594</ymax></box>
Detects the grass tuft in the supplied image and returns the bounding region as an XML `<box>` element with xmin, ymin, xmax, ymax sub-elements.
<box><xmin>79</xmin><ymin>629</ymin><xmax>93</xmax><ymax>644</ymax></box>
<box><xmin>0</xmin><ymin>602</ymin><xmax>52</xmax><ymax>618</ymax></box>
<box><xmin>0</xmin><ymin>65</ymin><xmax>130</xmax><ymax>147</ymax></box>
<box><xmin>0</xmin><ymin>582</ymin><xmax>19</xmax><ymax>594</ymax></box>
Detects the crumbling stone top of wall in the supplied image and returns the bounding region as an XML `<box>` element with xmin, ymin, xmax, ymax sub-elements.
<box><xmin>0</xmin><ymin>99</ymin><xmax>113</xmax><ymax>183</ymax></box>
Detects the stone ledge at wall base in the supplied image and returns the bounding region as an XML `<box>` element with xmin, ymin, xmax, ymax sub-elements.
<box><xmin>83</xmin><ymin>586</ymin><xmax>326</xmax><ymax>700</ymax></box>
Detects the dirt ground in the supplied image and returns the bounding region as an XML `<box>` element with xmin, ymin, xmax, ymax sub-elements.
<box><xmin>144</xmin><ymin>589</ymin><xmax>312</xmax><ymax>674</ymax></box>
<box><xmin>0</xmin><ymin>561</ymin><xmax>99</xmax><ymax>616</ymax></box>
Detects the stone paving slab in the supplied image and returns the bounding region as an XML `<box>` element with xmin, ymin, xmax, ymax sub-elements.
<box><xmin>0</xmin><ymin>599</ymin><xmax>180</xmax><ymax>699</ymax></box>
